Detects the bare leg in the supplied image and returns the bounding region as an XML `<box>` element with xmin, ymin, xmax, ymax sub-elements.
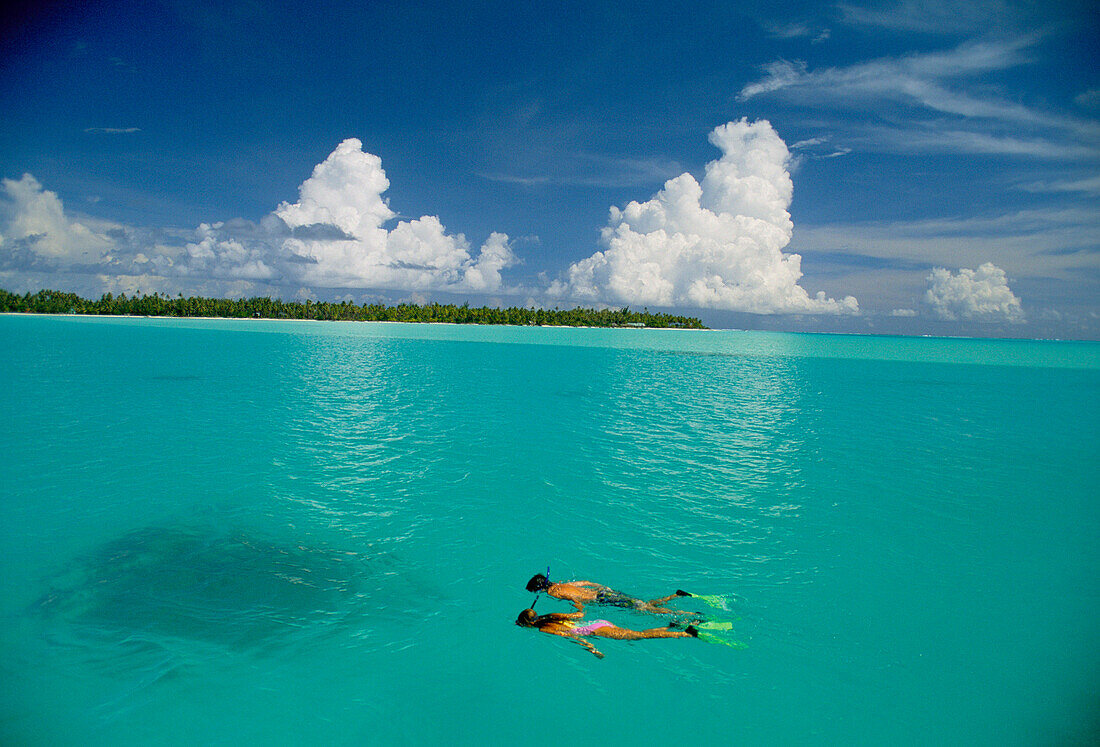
<box><xmin>638</xmin><ymin>626</ymin><xmax>691</xmax><ymax>639</ymax></box>
<box><xmin>639</xmin><ymin>590</ymin><xmax>692</xmax><ymax>613</ymax></box>
<box><xmin>639</xmin><ymin>605</ymin><xmax>685</xmax><ymax>614</ymax></box>
<box><xmin>647</xmin><ymin>592</ymin><xmax>684</xmax><ymax>605</ymax></box>
<box><xmin>594</xmin><ymin>626</ymin><xmax>691</xmax><ymax>640</ymax></box>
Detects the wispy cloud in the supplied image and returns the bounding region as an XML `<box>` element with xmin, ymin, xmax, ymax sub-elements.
<box><xmin>834</xmin><ymin>0</ymin><xmax>1033</xmax><ymax>35</ymax></box>
<box><xmin>478</xmin><ymin>153</ymin><xmax>683</xmax><ymax>189</ymax></box>
<box><xmin>476</xmin><ymin>172</ymin><xmax>552</xmax><ymax>187</ymax></box>
<box><xmin>789</xmin><ymin>136</ymin><xmax>852</xmax><ymax>164</ymax></box>
<box><xmin>764</xmin><ymin>20</ymin><xmax>831</xmax><ymax>43</ymax></box>
<box><xmin>740</xmin><ymin>38</ymin><xmax>1030</xmax><ymax>116</ymax></box>
<box><xmin>1075</xmin><ymin>88</ymin><xmax>1100</xmax><ymax>109</ymax></box>
<box><xmin>792</xmin><ymin>207</ymin><xmax>1100</xmax><ymax>279</ymax></box>
<box><xmin>84</xmin><ymin>127</ymin><xmax>141</xmax><ymax>135</ymax></box>
<box><xmin>739</xmin><ymin>36</ymin><xmax>1100</xmax><ymax>159</ymax></box>
<box><xmin>1018</xmin><ymin>175</ymin><xmax>1100</xmax><ymax>195</ymax></box>
<box><xmin>862</xmin><ymin>127</ymin><xmax>1100</xmax><ymax>160</ymax></box>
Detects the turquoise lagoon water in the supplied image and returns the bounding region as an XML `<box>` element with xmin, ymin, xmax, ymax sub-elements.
<box><xmin>1</xmin><ymin>314</ymin><xmax>1097</xmax><ymax>745</ymax></box>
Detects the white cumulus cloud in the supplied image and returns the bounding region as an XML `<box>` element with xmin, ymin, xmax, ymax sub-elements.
<box><xmin>266</xmin><ymin>138</ymin><xmax>517</xmax><ymax>291</ymax></box>
<box><xmin>183</xmin><ymin>222</ymin><xmax>275</xmax><ymax>281</ymax></box>
<box><xmin>276</xmin><ymin>140</ymin><xmax>395</xmax><ymax>237</ymax></box>
<box><xmin>925</xmin><ymin>262</ymin><xmax>1024</xmax><ymax>321</ymax></box>
<box><xmin>1</xmin><ymin>142</ymin><xmax>519</xmax><ymax>299</ymax></box>
<box><xmin>0</xmin><ymin>174</ymin><xmax>118</xmax><ymax>264</ymax></box>
<box><xmin>548</xmin><ymin>119</ymin><xmax>858</xmax><ymax>314</ymax></box>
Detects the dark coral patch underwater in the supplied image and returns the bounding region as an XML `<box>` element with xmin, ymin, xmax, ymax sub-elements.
<box><xmin>31</xmin><ymin>525</ymin><xmax>422</xmax><ymax>663</ymax></box>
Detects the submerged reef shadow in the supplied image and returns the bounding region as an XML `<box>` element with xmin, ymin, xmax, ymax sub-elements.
<box><xmin>30</xmin><ymin>523</ymin><xmax>439</xmax><ymax>680</ymax></box>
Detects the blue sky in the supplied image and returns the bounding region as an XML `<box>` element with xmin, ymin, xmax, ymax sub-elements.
<box><xmin>1</xmin><ymin>0</ymin><xmax>1097</xmax><ymax>337</ymax></box>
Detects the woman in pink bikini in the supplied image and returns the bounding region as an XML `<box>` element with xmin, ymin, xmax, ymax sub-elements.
<box><xmin>515</xmin><ymin>606</ymin><xmax>697</xmax><ymax>658</ymax></box>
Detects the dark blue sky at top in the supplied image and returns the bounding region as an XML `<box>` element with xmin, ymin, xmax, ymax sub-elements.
<box><xmin>1</xmin><ymin>0</ymin><xmax>1097</xmax><ymax>336</ymax></box>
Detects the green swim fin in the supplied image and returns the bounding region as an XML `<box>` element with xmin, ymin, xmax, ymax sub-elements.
<box><xmin>689</xmin><ymin>593</ymin><xmax>735</xmax><ymax>611</ymax></box>
<box><xmin>693</xmin><ymin>621</ymin><xmax>733</xmax><ymax>631</ymax></box>
<box><xmin>695</xmin><ymin>629</ymin><xmax>747</xmax><ymax>648</ymax></box>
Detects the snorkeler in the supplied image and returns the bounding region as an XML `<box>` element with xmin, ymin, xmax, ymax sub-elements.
<box><xmin>515</xmin><ymin>607</ymin><xmax>695</xmax><ymax>658</ymax></box>
<box><xmin>525</xmin><ymin>572</ymin><xmax>691</xmax><ymax>614</ymax></box>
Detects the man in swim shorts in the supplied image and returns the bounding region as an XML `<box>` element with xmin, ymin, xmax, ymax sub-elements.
<box><xmin>525</xmin><ymin>573</ymin><xmax>690</xmax><ymax>614</ymax></box>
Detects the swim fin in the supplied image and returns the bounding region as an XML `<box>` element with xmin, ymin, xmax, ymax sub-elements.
<box><xmin>688</xmin><ymin>593</ymin><xmax>735</xmax><ymax>611</ymax></box>
<box><xmin>695</xmin><ymin>629</ymin><xmax>747</xmax><ymax>648</ymax></box>
<box><xmin>693</xmin><ymin>621</ymin><xmax>733</xmax><ymax>632</ymax></box>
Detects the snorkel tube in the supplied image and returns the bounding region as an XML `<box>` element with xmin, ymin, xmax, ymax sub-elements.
<box><xmin>531</xmin><ymin>565</ymin><xmax>551</xmax><ymax>608</ymax></box>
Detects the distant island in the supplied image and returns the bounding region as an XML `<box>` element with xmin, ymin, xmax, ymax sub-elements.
<box><xmin>0</xmin><ymin>289</ymin><xmax>706</xmax><ymax>329</ymax></box>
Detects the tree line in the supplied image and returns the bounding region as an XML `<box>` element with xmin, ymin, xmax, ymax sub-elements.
<box><xmin>0</xmin><ymin>288</ymin><xmax>706</xmax><ymax>329</ymax></box>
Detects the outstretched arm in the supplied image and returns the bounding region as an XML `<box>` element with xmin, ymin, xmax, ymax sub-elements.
<box><xmin>550</xmin><ymin>631</ymin><xmax>604</xmax><ymax>659</ymax></box>
<box><xmin>560</xmin><ymin>607</ymin><xmax>586</xmax><ymax>617</ymax></box>
<box><xmin>544</xmin><ymin>610</ymin><xmax>584</xmax><ymax>621</ymax></box>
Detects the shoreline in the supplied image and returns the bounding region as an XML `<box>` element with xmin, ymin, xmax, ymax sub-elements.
<box><xmin>0</xmin><ymin>289</ymin><xmax>706</xmax><ymax>330</ymax></box>
<box><xmin>4</xmin><ymin>311</ymin><xmax>1096</xmax><ymax>343</ymax></box>
<box><xmin>0</xmin><ymin>311</ymin><xmax>709</xmax><ymax>332</ymax></box>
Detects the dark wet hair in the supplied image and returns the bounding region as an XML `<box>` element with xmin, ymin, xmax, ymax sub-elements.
<box><xmin>516</xmin><ymin>608</ymin><xmax>574</xmax><ymax>629</ymax></box>
<box><xmin>525</xmin><ymin>573</ymin><xmax>550</xmax><ymax>592</ymax></box>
